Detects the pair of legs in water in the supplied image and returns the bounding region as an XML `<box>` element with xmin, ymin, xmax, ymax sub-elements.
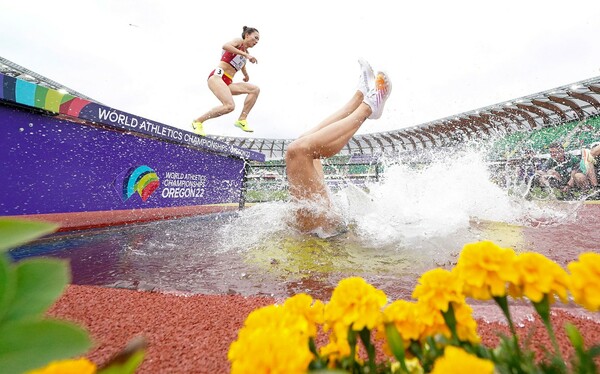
<box><xmin>285</xmin><ymin>59</ymin><xmax>392</xmax><ymax>236</ymax></box>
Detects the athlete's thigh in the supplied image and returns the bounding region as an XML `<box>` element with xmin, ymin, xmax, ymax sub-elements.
<box><xmin>229</xmin><ymin>82</ymin><xmax>257</xmax><ymax>95</ymax></box>
<box><xmin>208</xmin><ymin>76</ymin><xmax>234</xmax><ymax>104</ymax></box>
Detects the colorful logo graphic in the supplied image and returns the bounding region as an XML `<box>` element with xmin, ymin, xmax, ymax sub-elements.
<box><xmin>113</xmin><ymin>165</ymin><xmax>160</xmax><ymax>202</ymax></box>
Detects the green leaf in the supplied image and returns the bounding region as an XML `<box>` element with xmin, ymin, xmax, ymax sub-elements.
<box><xmin>0</xmin><ymin>219</ymin><xmax>59</xmax><ymax>253</ymax></box>
<box><xmin>0</xmin><ymin>319</ymin><xmax>92</xmax><ymax>374</ymax></box>
<box><xmin>2</xmin><ymin>258</ymin><xmax>70</xmax><ymax>323</ymax></box>
<box><xmin>98</xmin><ymin>351</ymin><xmax>145</xmax><ymax>374</ymax></box>
<box><xmin>565</xmin><ymin>323</ymin><xmax>584</xmax><ymax>350</ymax></box>
<box><xmin>98</xmin><ymin>336</ymin><xmax>147</xmax><ymax>374</ymax></box>
<box><xmin>0</xmin><ymin>254</ymin><xmax>16</xmax><ymax>321</ymax></box>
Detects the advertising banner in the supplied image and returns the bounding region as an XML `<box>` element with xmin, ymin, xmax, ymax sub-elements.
<box><xmin>0</xmin><ymin>105</ymin><xmax>246</xmax><ymax>215</ymax></box>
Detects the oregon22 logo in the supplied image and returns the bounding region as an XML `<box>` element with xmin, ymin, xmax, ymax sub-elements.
<box><xmin>113</xmin><ymin>165</ymin><xmax>160</xmax><ymax>202</ymax></box>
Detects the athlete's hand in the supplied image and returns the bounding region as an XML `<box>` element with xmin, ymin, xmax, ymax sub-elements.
<box><xmin>247</xmin><ymin>55</ymin><xmax>257</xmax><ymax>64</ymax></box>
<box><xmin>243</xmin><ymin>74</ymin><xmax>250</xmax><ymax>82</ymax></box>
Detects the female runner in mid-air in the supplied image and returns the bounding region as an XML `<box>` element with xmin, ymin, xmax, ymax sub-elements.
<box><xmin>192</xmin><ymin>26</ymin><xmax>260</xmax><ymax>136</ymax></box>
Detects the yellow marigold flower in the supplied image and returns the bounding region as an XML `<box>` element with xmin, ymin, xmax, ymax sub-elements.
<box><xmin>453</xmin><ymin>302</ymin><xmax>481</xmax><ymax>344</ymax></box>
<box><xmin>320</xmin><ymin>322</ymin><xmax>352</xmax><ymax>365</ymax></box>
<box><xmin>383</xmin><ymin>300</ymin><xmax>424</xmax><ymax>342</ymax></box>
<box><xmin>324</xmin><ymin>277</ymin><xmax>387</xmax><ymax>331</ymax></box>
<box><xmin>283</xmin><ymin>293</ymin><xmax>324</xmax><ymax>337</ymax></box>
<box><xmin>415</xmin><ymin>302</ymin><xmax>451</xmax><ymax>340</ymax></box>
<box><xmin>567</xmin><ymin>252</ymin><xmax>600</xmax><ymax>311</ymax></box>
<box><xmin>228</xmin><ymin>304</ymin><xmax>314</xmax><ymax>374</ymax></box>
<box><xmin>26</xmin><ymin>358</ymin><xmax>96</xmax><ymax>374</ymax></box>
<box><xmin>379</xmin><ymin>300</ymin><xmax>424</xmax><ymax>358</ymax></box>
<box><xmin>509</xmin><ymin>252</ymin><xmax>569</xmax><ymax>303</ymax></box>
<box><xmin>431</xmin><ymin>346</ymin><xmax>494</xmax><ymax>374</ymax></box>
<box><xmin>412</xmin><ymin>268</ymin><xmax>464</xmax><ymax>312</ymax></box>
<box><xmin>242</xmin><ymin>304</ymin><xmax>307</xmax><ymax>334</ymax></box>
<box><xmin>454</xmin><ymin>241</ymin><xmax>518</xmax><ymax>300</ymax></box>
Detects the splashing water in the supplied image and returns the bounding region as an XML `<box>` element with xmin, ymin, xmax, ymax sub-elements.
<box><xmin>339</xmin><ymin>150</ymin><xmax>578</xmax><ymax>247</ymax></box>
<box><xmin>224</xmin><ymin>150</ymin><xmax>578</xmax><ymax>253</ymax></box>
<box><xmin>195</xmin><ymin>149</ymin><xmax>590</xmax><ymax>299</ymax></box>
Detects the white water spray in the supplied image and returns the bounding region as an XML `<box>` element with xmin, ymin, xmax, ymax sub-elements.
<box><xmin>220</xmin><ymin>149</ymin><xmax>579</xmax><ymax>253</ymax></box>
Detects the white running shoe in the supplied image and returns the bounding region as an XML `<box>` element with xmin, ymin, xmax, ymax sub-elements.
<box><xmin>364</xmin><ymin>71</ymin><xmax>392</xmax><ymax>119</ymax></box>
<box><xmin>357</xmin><ymin>58</ymin><xmax>375</xmax><ymax>96</ymax></box>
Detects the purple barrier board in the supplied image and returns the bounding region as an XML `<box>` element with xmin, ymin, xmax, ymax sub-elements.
<box><xmin>0</xmin><ymin>72</ymin><xmax>265</xmax><ymax>229</ymax></box>
<box><xmin>0</xmin><ymin>104</ymin><xmax>244</xmax><ymax>215</ymax></box>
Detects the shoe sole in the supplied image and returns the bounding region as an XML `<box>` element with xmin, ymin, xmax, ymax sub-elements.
<box><xmin>235</xmin><ymin>124</ymin><xmax>253</xmax><ymax>132</ymax></box>
<box><xmin>358</xmin><ymin>58</ymin><xmax>374</xmax><ymax>95</ymax></box>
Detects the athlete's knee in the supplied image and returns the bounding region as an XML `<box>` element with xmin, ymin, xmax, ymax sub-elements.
<box><xmin>221</xmin><ymin>102</ymin><xmax>235</xmax><ymax>114</ymax></box>
<box><xmin>248</xmin><ymin>85</ymin><xmax>260</xmax><ymax>96</ymax></box>
<box><xmin>286</xmin><ymin>139</ymin><xmax>310</xmax><ymax>162</ymax></box>
<box><xmin>285</xmin><ymin>141</ymin><xmax>301</xmax><ymax>164</ymax></box>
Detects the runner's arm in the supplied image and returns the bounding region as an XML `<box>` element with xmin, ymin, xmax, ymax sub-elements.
<box><xmin>241</xmin><ymin>65</ymin><xmax>249</xmax><ymax>82</ymax></box>
<box><xmin>222</xmin><ymin>38</ymin><xmax>250</xmax><ymax>59</ymax></box>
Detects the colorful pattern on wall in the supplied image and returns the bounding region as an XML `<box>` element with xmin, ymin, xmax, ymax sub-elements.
<box><xmin>0</xmin><ymin>73</ymin><xmax>265</xmax><ymax>162</ymax></box>
<box><xmin>113</xmin><ymin>166</ymin><xmax>161</xmax><ymax>202</ymax></box>
<box><xmin>1</xmin><ymin>73</ymin><xmax>92</xmax><ymax>117</ymax></box>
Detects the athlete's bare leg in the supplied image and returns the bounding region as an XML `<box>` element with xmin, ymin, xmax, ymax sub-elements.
<box><xmin>285</xmin><ymin>93</ymin><xmax>372</xmax><ymax>233</ymax></box>
<box><xmin>230</xmin><ymin>82</ymin><xmax>260</xmax><ymax>121</ymax></box>
<box><xmin>194</xmin><ymin>76</ymin><xmax>236</xmax><ymax>123</ymax></box>
<box><xmin>285</xmin><ymin>64</ymin><xmax>391</xmax><ymax>235</ymax></box>
<box><xmin>299</xmin><ymin>91</ymin><xmax>365</xmax><ymax>184</ymax></box>
<box><xmin>298</xmin><ymin>91</ymin><xmax>365</xmax><ymax>138</ymax></box>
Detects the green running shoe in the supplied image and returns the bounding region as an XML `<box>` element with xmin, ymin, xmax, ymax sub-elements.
<box><xmin>192</xmin><ymin>121</ymin><xmax>205</xmax><ymax>136</ymax></box>
<box><xmin>234</xmin><ymin>119</ymin><xmax>254</xmax><ymax>132</ymax></box>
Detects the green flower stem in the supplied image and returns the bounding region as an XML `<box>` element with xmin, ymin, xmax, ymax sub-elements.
<box><xmin>308</xmin><ymin>337</ymin><xmax>328</xmax><ymax>370</ymax></box>
<box><xmin>358</xmin><ymin>328</ymin><xmax>377</xmax><ymax>374</ymax></box>
<box><xmin>494</xmin><ymin>295</ymin><xmax>516</xmax><ymax>335</ymax></box>
<box><xmin>409</xmin><ymin>341</ymin><xmax>424</xmax><ymax>363</ymax></box>
<box><xmin>532</xmin><ymin>294</ymin><xmax>565</xmax><ymax>365</ymax></box>
<box><xmin>493</xmin><ymin>295</ymin><xmax>524</xmax><ymax>359</ymax></box>
<box><xmin>384</xmin><ymin>323</ymin><xmax>409</xmax><ymax>373</ymax></box>
<box><xmin>441</xmin><ymin>303</ymin><xmax>459</xmax><ymax>345</ymax></box>
<box><xmin>347</xmin><ymin>327</ymin><xmax>357</xmax><ymax>372</ymax></box>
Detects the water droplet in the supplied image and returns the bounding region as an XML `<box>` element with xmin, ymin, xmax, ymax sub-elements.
<box><xmin>29</xmin><ymin>123</ymin><xmax>33</xmax><ymax>127</ymax></box>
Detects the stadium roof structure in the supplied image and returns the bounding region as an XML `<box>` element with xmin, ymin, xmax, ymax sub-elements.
<box><xmin>0</xmin><ymin>56</ymin><xmax>99</xmax><ymax>103</ymax></box>
<box><xmin>3</xmin><ymin>55</ymin><xmax>599</xmax><ymax>160</ymax></box>
<box><xmin>211</xmin><ymin>76</ymin><xmax>600</xmax><ymax>160</ymax></box>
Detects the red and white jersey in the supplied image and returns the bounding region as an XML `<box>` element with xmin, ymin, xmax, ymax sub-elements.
<box><xmin>220</xmin><ymin>44</ymin><xmax>247</xmax><ymax>71</ymax></box>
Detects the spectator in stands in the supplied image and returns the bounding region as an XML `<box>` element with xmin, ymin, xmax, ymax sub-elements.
<box><xmin>285</xmin><ymin>59</ymin><xmax>391</xmax><ymax>236</ymax></box>
<box><xmin>580</xmin><ymin>143</ymin><xmax>600</xmax><ymax>188</ymax></box>
<box><xmin>537</xmin><ymin>142</ymin><xmax>590</xmax><ymax>193</ymax></box>
<box><xmin>191</xmin><ymin>26</ymin><xmax>260</xmax><ymax>136</ymax></box>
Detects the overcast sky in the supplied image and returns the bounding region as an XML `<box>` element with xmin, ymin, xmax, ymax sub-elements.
<box><xmin>3</xmin><ymin>0</ymin><xmax>600</xmax><ymax>140</ymax></box>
